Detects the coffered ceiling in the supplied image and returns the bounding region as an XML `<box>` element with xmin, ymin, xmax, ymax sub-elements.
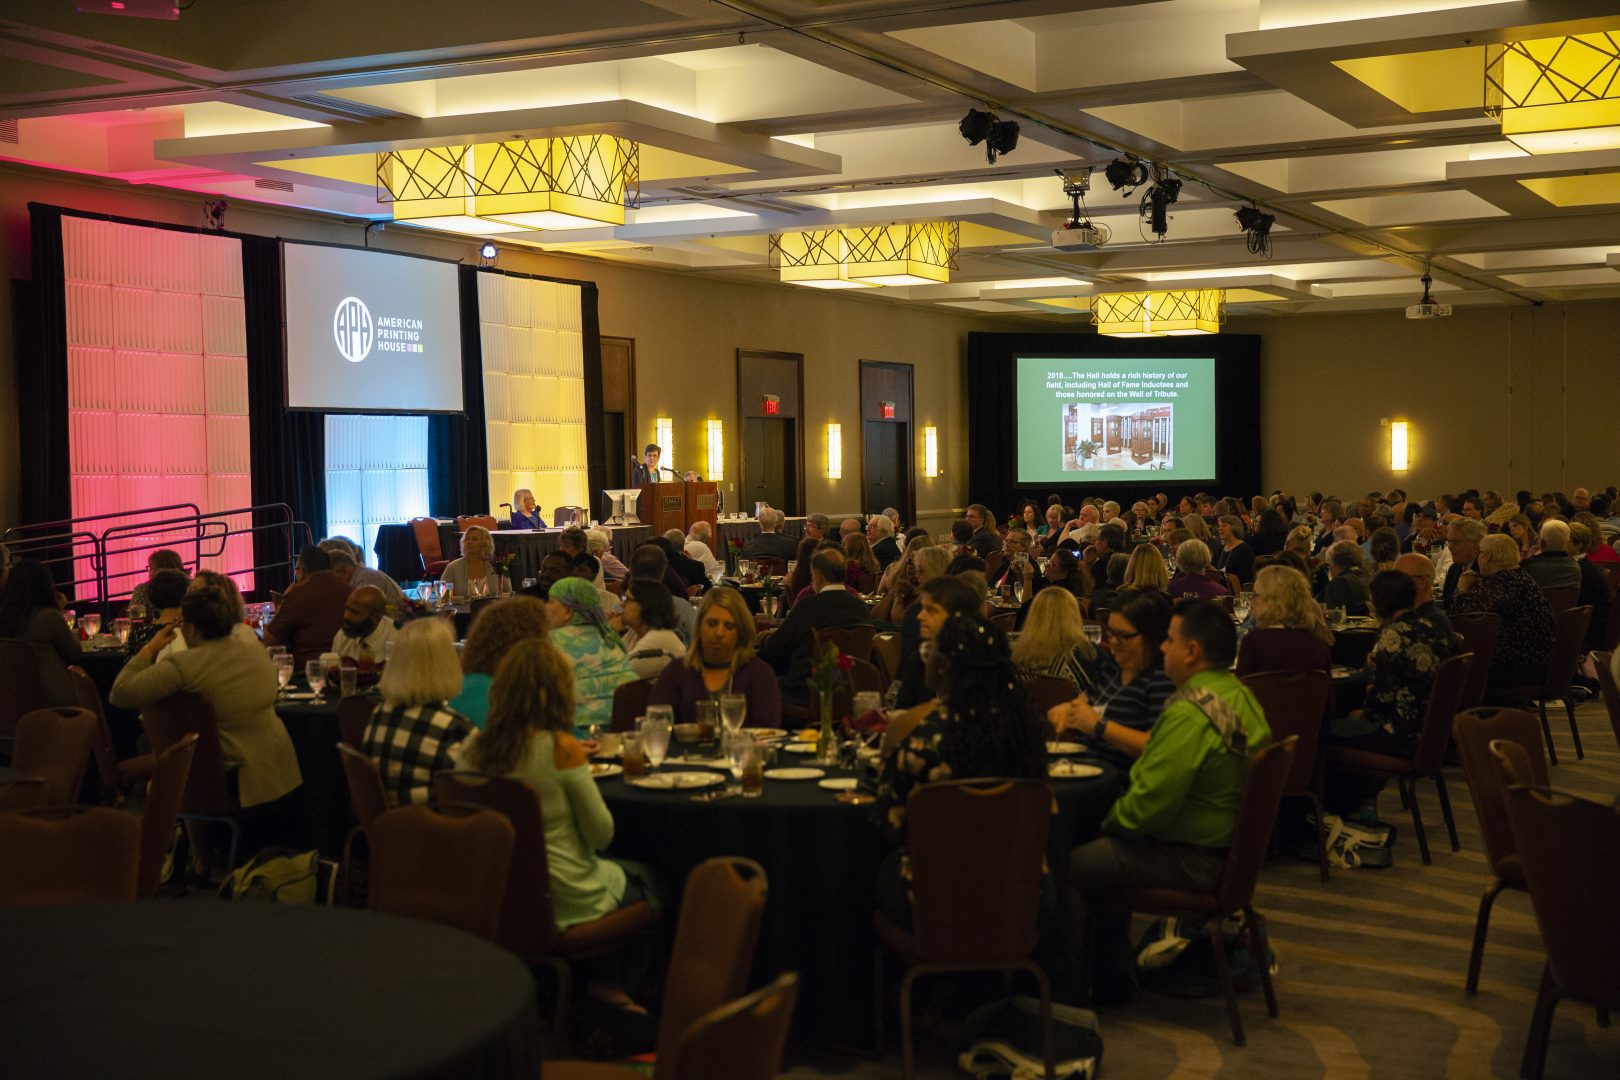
<box><xmin>5</xmin><ymin>0</ymin><xmax>1620</xmax><ymax>319</ymax></box>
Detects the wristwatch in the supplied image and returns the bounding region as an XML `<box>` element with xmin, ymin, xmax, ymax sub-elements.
<box><xmin>1093</xmin><ymin>717</ymin><xmax>1109</xmax><ymax>742</ymax></box>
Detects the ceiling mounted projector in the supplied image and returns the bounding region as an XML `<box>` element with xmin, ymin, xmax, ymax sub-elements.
<box><xmin>1405</xmin><ymin>270</ymin><xmax>1452</xmax><ymax>320</ymax></box>
<box><xmin>1051</xmin><ymin>222</ymin><xmax>1110</xmax><ymax>251</ymax></box>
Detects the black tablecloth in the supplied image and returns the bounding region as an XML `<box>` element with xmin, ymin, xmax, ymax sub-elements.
<box><xmin>277</xmin><ymin>689</ymin><xmax>356</xmax><ymax>857</ymax></box>
<box><xmin>0</xmin><ymin>903</ymin><xmax>543</xmax><ymax>1080</ymax></box>
<box><xmin>599</xmin><ymin>752</ymin><xmax>1119</xmax><ymax>1047</ymax></box>
<box><xmin>715</xmin><ymin>518</ymin><xmax>806</xmax><ymax>573</ymax></box>
<box><xmin>374</xmin><ymin>521</ymin><xmax>461</xmax><ymax>583</ymax></box>
<box><xmin>375</xmin><ymin>523</ymin><xmax>652</xmax><ymax>584</ymax></box>
<box><xmin>76</xmin><ymin>647</ymin><xmax>142</xmax><ymax>759</ymax></box>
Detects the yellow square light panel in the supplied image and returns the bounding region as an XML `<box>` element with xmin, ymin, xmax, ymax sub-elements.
<box><xmin>1486</xmin><ymin>33</ymin><xmax>1620</xmax><ymax>155</ymax></box>
<box><xmin>1518</xmin><ymin>172</ymin><xmax>1620</xmax><ymax>207</ymax></box>
<box><xmin>1333</xmin><ymin>47</ymin><xmax>1486</xmax><ymax>115</ymax></box>
<box><xmin>1091</xmin><ymin>290</ymin><xmax>1224</xmax><ymax>337</ymax></box>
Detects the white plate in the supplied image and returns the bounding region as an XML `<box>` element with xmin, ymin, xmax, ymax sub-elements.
<box><xmin>591</xmin><ymin>763</ymin><xmax>623</xmax><ymax>779</ymax></box>
<box><xmin>1050</xmin><ymin>761</ymin><xmax>1104</xmax><ymax>779</ymax></box>
<box><xmin>1047</xmin><ymin>741</ymin><xmax>1085</xmax><ymax>755</ymax></box>
<box><xmin>818</xmin><ymin>777</ymin><xmax>859</xmax><ymax>791</ymax></box>
<box><xmin>764</xmin><ymin>767</ymin><xmax>825</xmax><ymax>781</ymax></box>
<box><xmin>279</xmin><ymin>692</ymin><xmax>320</xmax><ymax>701</ymax></box>
<box><xmin>627</xmin><ymin>771</ymin><xmax>724</xmax><ymax>791</ymax></box>
<box><xmin>750</xmin><ymin>728</ymin><xmax>790</xmax><ymax>741</ymax></box>
<box><xmin>663</xmin><ymin>754</ymin><xmax>723</xmax><ymax>767</ymax></box>
<box><xmin>781</xmin><ymin>743</ymin><xmax>818</xmax><ymax>754</ymax></box>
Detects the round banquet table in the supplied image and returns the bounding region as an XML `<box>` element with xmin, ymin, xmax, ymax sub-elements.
<box><xmin>0</xmin><ymin>903</ymin><xmax>544</xmax><ymax>1080</ymax></box>
<box><xmin>597</xmin><ymin>748</ymin><xmax>1121</xmax><ymax>1047</ymax></box>
<box><xmin>276</xmin><ymin>688</ymin><xmax>355</xmax><ymax>857</ymax></box>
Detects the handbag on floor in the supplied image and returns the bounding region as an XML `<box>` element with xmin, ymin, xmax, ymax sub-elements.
<box><xmin>218</xmin><ymin>848</ymin><xmax>329</xmax><ymax>904</ymax></box>
<box><xmin>958</xmin><ymin>994</ymin><xmax>1103</xmax><ymax>1080</ymax></box>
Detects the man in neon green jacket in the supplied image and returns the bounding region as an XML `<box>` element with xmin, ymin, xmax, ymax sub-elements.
<box><xmin>1064</xmin><ymin>599</ymin><xmax>1271</xmax><ymax>1003</ymax></box>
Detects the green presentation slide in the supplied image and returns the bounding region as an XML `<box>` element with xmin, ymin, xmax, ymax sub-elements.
<box><xmin>1015</xmin><ymin>355</ymin><xmax>1217</xmax><ymax>484</ymax></box>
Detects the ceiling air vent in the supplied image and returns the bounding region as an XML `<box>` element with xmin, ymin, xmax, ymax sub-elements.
<box><xmin>0</xmin><ymin>119</ymin><xmax>18</xmax><ymax>145</ymax></box>
<box><xmin>291</xmin><ymin>94</ymin><xmax>401</xmax><ymax>122</ymax></box>
<box><xmin>254</xmin><ymin>177</ymin><xmax>294</xmax><ymax>192</ymax></box>
<box><xmin>86</xmin><ymin>44</ymin><xmax>192</xmax><ymax>71</ymax></box>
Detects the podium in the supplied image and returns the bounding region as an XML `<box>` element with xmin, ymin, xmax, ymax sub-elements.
<box><xmin>638</xmin><ymin>482</ymin><xmax>687</xmax><ymax>537</ymax></box>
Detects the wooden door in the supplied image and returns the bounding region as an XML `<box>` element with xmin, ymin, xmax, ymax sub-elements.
<box><xmin>742</xmin><ymin>417</ymin><xmax>794</xmax><ymax>516</ymax></box>
<box><xmin>862</xmin><ymin>421</ymin><xmax>907</xmax><ymax>516</ymax></box>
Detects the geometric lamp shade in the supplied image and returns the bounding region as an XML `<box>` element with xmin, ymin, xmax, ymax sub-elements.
<box><xmin>1486</xmin><ymin>33</ymin><xmax>1620</xmax><ymax>154</ymax></box>
<box><xmin>1091</xmin><ymin>288</ymin><xmax>1225</xmax><ymax>337</ymax></box>
<box><xmin>378</xmin><ymin>136</ymin><xmax>639</xmax><ymax>234</ymax></box>
<box><xmin>770</xmin><ymin>222</ymin><xmax>960</xmax><ymax>289</ymax></box>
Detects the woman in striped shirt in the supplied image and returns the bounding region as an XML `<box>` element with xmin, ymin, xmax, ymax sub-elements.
<box><xmin>1048</xmin><ymin>589</ymin><xmax>1175</xmax><ymax>767</ymax></box>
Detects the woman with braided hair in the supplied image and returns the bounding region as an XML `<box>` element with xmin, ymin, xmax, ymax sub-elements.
<box><xmin>874</xmin><ymin>613</ymin><xmax>1047</xmax><ymax>926</ymax></box>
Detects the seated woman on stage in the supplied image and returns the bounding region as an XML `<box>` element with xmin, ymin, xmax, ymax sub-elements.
<box><xmin>509</xmin><ymin>488</ymin><xmax>544</xmax><ymax>531</ymax></box>
<box><xmin>0</xmin><ymin>559</ymin><xmax>81</xmax><ymax>706</ymax></box>
<box><xmin>875</xmin><ymin>614</ymin><xmax>1047</xmax><ymax>928</ymax></box>
<box><xmin>364</xmin><ymin>617</ymin><xmax>473</xmax><ymax>805</ymax></box>
<box><xmin>544</xmin><ymin>577</ymin><xmax>636</xmax><ymax>736</ymax></box>
<box><xmin>450</xmin><ymin>596</ymin><xmax>549</xmax><ymax>728</ymax></box>
<box><xmin>1046</xmin><ymin>589</ymin><xmax>1174</xmax><ymax>767</ymax></box>
<box><xmin>1011</xmin><ymin>586</ymin><xmax>1098</xmax><ymax>690</ymax></box>
<box><xmin>440</xmin><ymin>525</ymin><xmax>510</xmax><ymax>600</ymax></box>
<box><xmin>1235</xmin><ymin>564</ymin><xmax>1333</xmax><ymax>678</ymax></box>
<box><xmin>649</xmin><ymin>586</ymin><xmax>781</xmax><ymax>727</ymax></box>
<box><xmin>457</xmin><ymin>637</ymin><xmax>655</xmax><ymax>1009</ymax></box>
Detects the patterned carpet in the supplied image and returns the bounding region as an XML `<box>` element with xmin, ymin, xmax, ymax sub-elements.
<box><xmin>782</xmin><ymin>701</ymin><xmax>1620</xmax><ymax>1079</ymax></box>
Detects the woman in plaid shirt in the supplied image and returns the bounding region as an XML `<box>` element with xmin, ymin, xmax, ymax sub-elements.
<box><xmin>363</xmin><ymin>618</ymin><xmax>474</xmax><ymax>805</ymax></box>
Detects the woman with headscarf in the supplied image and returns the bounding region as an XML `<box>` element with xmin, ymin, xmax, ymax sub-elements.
<box><xmin>874</xmin><ymin>614</ymin><xmax>1048</xmax><ymax>927</ymax></box>
<box><xmin>544</xmin><ymin>576</ymin><xmax>637</xmax><ymax>736</ymax></box>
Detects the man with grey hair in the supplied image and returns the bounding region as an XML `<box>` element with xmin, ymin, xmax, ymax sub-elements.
<box><xmin>1441</xmin><ymin>516</ymin><xmax>1488</xmax><ymax>602</ymax></box>
<box><xmin>322</xmin><ymin>543</ymin><xmax>406</xmax><ymax>609</ymax></box>
<box><xmin>840</xmin><ymin>516</ymin><xmax>864</xmax><ymax>539</ymax></box>
<box><xmin>1320</xmin><ymin>539</ymin><xmax>1371</xmax><ymax>615</ymax></box>
<box><xmin>867</xmin><ymin>514</ymin><xmax>900</xmax><ymax>569</ymax></box>
<box><xmin>1168</xmin><ymin>539</ymin><xmax>1229</xmax><ymax>599</ymax></box>
<box><xmin>742</xmin><ymin>506</ymin><xmax>798</xmax><ymax>561</ymax></box>
<box><xmin>684</xmin><ymin>519</ymin><xmax>722</xmax><ymax>578</ymax></box>
<box><xmin>882</xmin><ymin>506</ymin><xmax>902</xmax><ymax>534</ymax></box>
<box><xmin>1524</xmin><ymin>518</ymin><xmax>1580</xmax><ymax>591</ymax></box>
<box><xmin>585</xmin><ymin>528</ymin><xmax>629</xmax><ymax>584</ymax></box>
<box><xmin>987</xmin><ymin>528</ymin><xmax>1031</xmax><ymax>591</ymax></box>
<box><xmin>803</xmin><ymin>513</ymin><xmax>832</xmax><ymax>542</ymax></box>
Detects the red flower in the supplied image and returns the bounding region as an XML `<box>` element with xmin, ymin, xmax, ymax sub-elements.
<box><xmin>835</xmin><ymin>652</ymin><xmax>853</xmax><ymax>673</ymax></box>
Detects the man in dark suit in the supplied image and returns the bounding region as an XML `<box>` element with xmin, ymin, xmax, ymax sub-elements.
<box><xmin>965</xmin><ymin>503</ymin><xmax>997</xmax><ymax>558</ymax></box>
<box><xmin>741</xmin><ymin>507</ymin><xmax>799</xmax><ymax>562</ymax></box>
<box><xmin>867</xmin><ymin>514</ymin><xmax>902</xmax><ymax>570</ymax></box>
<box><xmin>759</xmin><ymin>547</ymin><xmax>873</xmax><ymax>707</ymax></box>
<box><xmin>1441</xmin><ymin>517</ymin><xmax>1485</xmax><ymax>604</ymax></box>
<box><xmin>657</xmin><ymin>533</ymin><xmax>709</xmax><ymax>594</ymax></box>
<box><xmin>987</xmin><ymin>528</ymin><xmax>1031</xmax><ymax>591</ymax></box>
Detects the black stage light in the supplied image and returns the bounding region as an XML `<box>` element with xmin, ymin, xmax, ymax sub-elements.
<box><xmin>987</xmin><ymin>119</ymin><xmax>1020</xmax><ymax>159</ymax></box>
<box><xmin>1158</xmin><ymin>174</ymin><xmax>1181</xmax><ymax>204</ymax></box>
<box><xmin>959</xmin><ymin>109</ymin><xmax>996</xmax><ymax>146</ymax></box>
<box><xmin>1104</xmin><ymin>157</ymin><xmax>1148</xmax><ymax>192</ymax></box>
<box><xmin>1235</xmin><ymin>204</ymin><xmax>1275</xmax><ymax>256</ymax></box>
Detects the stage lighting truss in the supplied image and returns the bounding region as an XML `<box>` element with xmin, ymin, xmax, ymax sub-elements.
<box><xmin>1485</xmin><ymin>32</ymin><xmax>1620</xmax><ymax>154</ymax></box>
<box><xmin>377</xmin><ymin>136</ymin><xmax>640</xmax><ymax>232</ymax></box>
<box><xmin>1091</xmin><ymin>289</ymin><xmax>1225</xmax><ymax>337</ymax></box>
<box><xmin>769</xmin><ymin>222</ymin><xmax>960</xmax><ymax>288</ymax></box>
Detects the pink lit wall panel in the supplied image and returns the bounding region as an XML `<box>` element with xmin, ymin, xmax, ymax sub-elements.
<box><xmin>63</xmin><ymin>217</ymin><xmax>252</xmax><ymax>597</ymax></box>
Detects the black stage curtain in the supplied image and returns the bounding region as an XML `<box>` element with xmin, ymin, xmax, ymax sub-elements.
<box><xmin>21</xmin><ymin>204</ymin><xmax>73</xmax><ymax>527</ymax></box>
<box><xmin>429</xmin><ymin>269</ymin><xmax>605</xmax><ymax>518</ymax></box>
<box><xmin>428</xmin><ymin>267</ymin><xmax>489</xmax><ymax>518</ymax></box>
<box><xmin>242</xmin><ymin>234</ymin><xmax>323</xmax><ymax>589</ymax></box>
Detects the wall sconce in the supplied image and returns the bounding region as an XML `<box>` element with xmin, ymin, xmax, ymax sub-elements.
<box><xmin>827</xmin><ymin>423</ymin><xmax>842</xmax><ymax>480</ymax></box>
<box><xmin>923</xmin><ymin>425</ymin><xmax>939</xmax><ymax>477</ymax></box>
<box><xmin>1390</xmin><ymin>419</ymin><xmax>1410</xmax><ymax>472</ymax></box>
<box><xmin>705</xmin><ymin>419</ymin><xmax>724</xmax><ymax>483</ymax></box>
<box><xmin>654</xmin><ymin>417</ymin><xmax>673</xmax><ymax>471</ymax></box>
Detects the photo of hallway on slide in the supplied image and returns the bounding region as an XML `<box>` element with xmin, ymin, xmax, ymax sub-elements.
<box><xmin>1062</xmin><ymin>402</ymin><xmax>1173</xmax><ymax>472</ymax></box>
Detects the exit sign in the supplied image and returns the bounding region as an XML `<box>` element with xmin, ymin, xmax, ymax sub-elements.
<box><xmin>762</xmin><ymin>395</ymin><xmax>780</xmax><ymax>415</ymax></box>
<box><xmin>880</xmin><ymin>401</ymin><xmax>896</xmax><ymax>419</ymax></box>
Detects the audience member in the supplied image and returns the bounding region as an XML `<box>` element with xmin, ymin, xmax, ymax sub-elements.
<box><xmin>895</xmin><ymin>574</ymin><xmax>981</xmax><ymax>709</ymax></box>
<box><xmin>128</xmin><ymin>548</ymin><xmax>186</xmax><ymax>613</ymax></box>
<box><xmin>586</xmin><ymin>529</ymin><xmax>630</xmax><ymax>584</ymax></box>
<box><xmin>619</xmin><ymin>579</ymin><xmax>686</xmax><ymax>680</ymax></box>
<box><xmin>440</xmin><ymin>525</ymin><xmax>510</xmax><ymax>600</ymax></box>
<box><xmin>1319</xmin><ymin>539</ymin><xmax>1371</xmax><ymax>615</ymax></box>
<box><xmin>683</xmin><ymin>520</ymin><xmax>722</xmax><ymax>579</ymax></box>
<box><xmin>1168</xmin><ymin>539</ymin><xmax>1228</xmax><ymax>599</ymax></box>
<box><xmin>1392</xmin><ymin>552</ymin><xmax>1452</xmax><ymax>638</ymax></box>
<box><xmin>323</xmin><ymin>545</ymin><xmax>406</xmax><ymax>610</ymax></box>
<box><xmin>802</xmin><ymin>513</ymin><xmax>832</xmax><ymax>542</ymax></box>
<box><xmin>1523</xmin><ymin>519</ymin><xmax>1580</xmax><ymax>591</ymax></box>
<box><xmin>1235</xmin><ymin>565</ymin><xmax>1333</xmax><ymax>677</ymax></box>
<box><xmin>364</xmin><ymin>618</ymin><xmax>471</xmax><ymax>806</ymax></box>
<box><xmin>741</xmin><ymin>508</ymin><xmax>798</xmax><ymax>561</ymax></box>
<box><xmin>1012</xmin><ymin>587</ymin><xmax>1098</xmax><ymax>690</ymax></box>
<box><xmin>759</xmin><ymin>548</ymin><xmax>873</xmax><ymax>707</ymax></box>
<box><xmin>660</xmin><ymin>530</ymin><xmax>709</xmax><ymax>593</ymax></box>
<box><xmin>1449</xmin><ymin>533</ymin><xmax>1556</xmax><ymax>692</ymax></box>
<box><xmin>629</xmin><ymin>545</ymin><xmax>694</xmax><ymax>642</ymax></box>
<box><xmin>329</xmin><ymin>584</ymin><xmax>395</xmax><ymax>665</ymax></box>
<box><xmin>843</xmin><ymin>532</ymin><xmax>882</xmax><ymax>593</ymax></box>
<box><xmin>964</xmin><ymin>503</ymin><xmax>997</xmax><ymax>557</ymax></box>
<box><xmin>1213</xmin><ymin>515</ymin><xmax>1257</xmax><ymax>584</ymax></box>
<box><xmin>1048</xmin><ymin>589</ymin><xmax>1175</xmax><ymax>767</ymax></box>
<box><xmin>544</xmin><ymin>577</ymin><xmax>637</xmax><ymax>736</ymax></box>
<box><xmin>1566</xmin><ymin>522</ymin><xmax>1612</xmax><ymax>652</ymax></box>
<box><xmin>450</xmin><ymin>595</ymin><xmax>549</xmax><ymax>728</ymax></box>
<box><xmin>264</xmin><ymin>545</ymin><xmax>353</xmax><ymax>669</ymax></box>
<box><xmin>868</xmin><ymin>514</ymin><xmax>901</xmax><ymax>569</ymax></box>
<box><xmin>650</xmin><ymin>587</ymin><xmax>782</xmax><ymax>726</ymax></box>
<box><xmin>1118</xmin><ymin>543</ymin><xmax>1169</xmax><ymax>596</ymax></box>
<box><xmin>125</xmin><ymin>567</ymin><xmax>189</xmax><ymax>656</ymax></box>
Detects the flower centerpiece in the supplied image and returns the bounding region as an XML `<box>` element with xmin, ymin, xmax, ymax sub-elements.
<box><xmin>759</xmin><ymin>573</ymin><xmax>783</xmax><ymax>619</ymax></box>
<box><xmin>492</xmin><ymin>551</ymin><xmax>517</xmax><ymax>592</ymax></box>
<box><xmin>809</xmin><ymin>637</ymin><xmax>853</xmax><ymax>765</ymax></box>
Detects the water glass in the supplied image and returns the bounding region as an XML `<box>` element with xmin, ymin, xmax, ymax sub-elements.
<box><xmin>1233</xmin><ymin>596</ymin><xmax>1251</xmax><ymax>622</ymax></box>
<box><xmin>127</xmin><ymin>602</ymin><xmax>147</xmax><ymax>625</ymax></box>
<box><xmin>306</xmin><ymin>659</ymin><xmax>327</xmax><ymax>696</ymax></box>
<box><xmin>81</xmin><ymin>613</ymin><xmax>101</xmax><ymax>639</ymax></box>
<box><xmin>1013</xmin><ymin>579</ymin><xmax>1026</xmax><ymax>605</ymax></box>
<box><xmin>642</xmin><ymin>717</ymin><xmax>671</xmax><ymax>771</ymax></box>
<box><xmin>114</xmin><ymin>617</ymin><xmax>132</xmax><ymax>646</ymax></box>
<box><xmin>723</xmin><ymin>730</ymin><xmax>752</xmax><ymax>782</ymax></box>
<box><xmin>646</xmin><ymin>704</ymin><xmax>674</xmax><ymax>728</ymax></box>
<box><xmin>738</xmin><ymin>558</ymin><xmax>753</xmax><ymax>582</ymax></box>
<box><xmin>275</xmin><ymin>659</ymin><xmax>293</xmax><ymax>691</ymax></box>
<box><xmin>720</xmin><ymin>693</ymin><xmax>747</xmax><ymax>734</ymax></box>
<box><xmin>853</xmin><ymin>691</ymin><xmax>883</xmax><ymax>728</ymax></box>
<box><xmin>740</xmin><ymin>749</ymin><xmax>764</xmax><ymax>798</ymax></box>
<box><xmin>1329</xmin><ymin>606</ymin><xmax>1348</xmax><ymax>630</ymax></box>
<box><xmin>695</xmin><ymin>699</ymin><xmax>721</xmax><ymax>743</ymax></box>
<box><xmin>61</xmin><ymin>609</ymin><xmax>77</xmax><ymax>632</ymax></box>
<box><xmin>340</xmin><ymin>666</ymin><xmax>358</xmax><ymax>697</ymax></box>
<box><xmin>1083</xmin><ymin>623</ymin><xmax>1103</xmax><ymax>645</ymax></box>
<box><xmin>469</xmin><ymin>577</ymin><xmax>489</xmax><ymax>599</ymax></box>
<box><xmin>622</xmin><ymin>733</ymin><xmax>646</xmax><ymax>779</ymax></box>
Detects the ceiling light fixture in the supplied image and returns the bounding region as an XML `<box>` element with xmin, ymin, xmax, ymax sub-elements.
<box><xmin>1104</xmin><ymin>157</ymin><xmax>1149</xmax><ymax>193</ymax></box>
<box><xmin>770</xmin><ymin>223</ymin><xmax>960</xmax><ymax>288</ymax></box>
<box><xmin>1485</xmin><ymin>32</ymin><xmax>1620</xmax><ymax>154</ymax></box>
<box><xmin>769</xmin><ymin>229</ymin><xmax>872</xmax><ymax>289</ymax></box>
<box><xmin>1091</xmin><ymin>289</ymin><xmax>1225</xmax><ymax>337</ymax></box>
<box><xmin>958</xmin><ymin>108</ymin><xmax>1020</xmax><ymax>164</ymax></box>
<box><xmin>377</xmin><ymin>136</ymin><xmax>639</xmax><ymax>233</ymax></box>
<box><xmin>1235</xmin><ymin>204</ymin><xmax>1275</xmax><ymax>258</ymax></box>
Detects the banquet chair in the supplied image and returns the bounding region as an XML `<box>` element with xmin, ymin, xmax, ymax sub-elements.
<box><xmin>1327</xmin><ymin>651</ymin><xmax>1471</xmax><ymax>865</ymax></box>
<box><xmin>1501</xmin><ymin>605</ymin><xmax>1591</xmax><ymax>765</ymax></box>
<box><xmin>0</xmin><ymin>776</ymin><xmax>47</xmax><ymax>814</ymax></box>
<box><xmin>871</xmin><ymin>633</ymin><xmax>901</xmax><ymax>689</ymax></box>
<box><xmin>817</xmin><ymin>624</ymin><xmax>875</xmax><ymax>663</ymax></box>
<box><xmin>874</xmin><ymin>779</ymin><xmax>1055</xmax><ymax>1079</ymax></box>
<box><xmin>1125</xmin><ymin>737</ymin><xmax>1296</xmax><ymax>1046</ymax></box>
<box><xmin>1240</xmin><ymin>670</ymin><xmax>1332</xmax><ymax>882</ymax></box>
<box><xmin>1224</xmin><ymin>573</ymin><xmax>1243</xmax><ymax>598</ymax></box>
<box><xmin>1450</xmin><ymin>613</ymin><xmax>1500</xmax><ymax>712</ymax></box>
<box><xmin>1496</xmin><ymin>772</ymin><xmax>1620</xmax><ymax>1080</ymax></box>
<box><xmin>369</xmin><ymin>803</ymin><xmax>514</xmax><ymax>940</ymax></box>
<box><xmin>0</xmin><ymin>637</ymin><xmax>48</xmax><ymax>743</ymax></box>
<box><xmin>1591</xmin><ymin>651</ymin><xmax>1620</xmax><ymax>752</ymax></box>
<box><xmin>456</xmin><ymin>514</ymin><xmax>499</xmax><ymax>533</ymax></box>
<box><xmin>13</xmin><ymin>708</ymin><xmax>97</xmax><ymax>805</ymax></box>
<box><xmin>553</xmin><ymin>506</ymin><xmax>587</xmax><ymax>527</ymax></box>
<box><xmin>337</xmin><ymin>742</ymin><xmax>392</xmax><ymax>902</ymax></box>
<box><xmin>611</xmin><ymin>678</ymin><xmax>656</xmax><ymax>733</ymax></box>
<box><xmin>0</xmin><ymin>805</ymin><xmax>140</xmax><ymax>908</ymax></box>
<box><xmin>1453</xmin><ymin>709</ymin><xmax>1544</xmax><ymax>996</ymax></box>
<box><xmin>68</xmin><ymin>664</ymin><xmax>153</xmax><ymax>804</ymax></box>
<box><xmin>141</xmin><ymin>693</ymin><xmax>246</xmax><ymax>875</ymax></box>
<box><xmin>337</xmin><ymin>695</ymin><xmax>377</xmax><ymax>750</ymax></box>
<box><xmin>990</xmin><ymin>610</ymin><xmax>1018</xmax><ymax>635</ymax></box>
<box><xmin>136</xmin><ymin>734</ymin><xmax>197</xmax><ymax>898</ymax></box>
<box><xmin>1539</xmin><ymin>585</ymin><xmax>1578</xmax><ymax>622</ymax></box>
<box><xmin>432</xmin><ymin>772</ymin><xmax>661</xmax><ymax>1039</ymax></box>
<box><xmin>410</xmin><ymin>517</ymin><xmax>450</xmax><ymax>579</ymax></box>
<box><xmin>660</xmin><ymin>973</ymin><xmax>799</xmax><ymax>1080</ymax></box>
<box><xmin>1022</xmin><ymin>675</ymin><xmax>1079</xmax><ymax>727</ymax></box>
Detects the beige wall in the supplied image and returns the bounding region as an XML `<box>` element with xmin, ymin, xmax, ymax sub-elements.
<box><xmin>0</xmin><ymin>162</ymin><xmax>1032</xmax><ymax>537</ymax></box>
<box><xmin>1231</xmin><ymin>301</ymin><xmax>1620</xmax><ymax>501</ymax></box>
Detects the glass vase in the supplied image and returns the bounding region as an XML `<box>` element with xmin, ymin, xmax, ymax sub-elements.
<box><xmin>815</xmin><ymin>694</ymin><xmax>839</xmax><ymax>765</ymax></box>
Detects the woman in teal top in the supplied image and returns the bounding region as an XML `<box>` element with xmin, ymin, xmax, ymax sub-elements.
<box><xmin>449</xmin><ymin>595</ymin><xmax>550</xmax><ymax>728</ymax></box>
<box><xmin>545</xmin><ymin>577</ymin><xmax>637</xmax><ymax>736</ymax></box>
<box><xmin>456</xmin><ymin>638</ymin><xmax>649</xmax><ymax>1009</ymax></box>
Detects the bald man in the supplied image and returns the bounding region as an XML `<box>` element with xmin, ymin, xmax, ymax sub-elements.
<box><xmin>1394</xmin><ymin>552</ymin><xmax>1452</xmax><ymax>638</ymax></box>
<box><xmin>332</xmin><ymin>585</ymin><xmax>395</xmax><ymax>663</ymax></box>
<box><xmin>840</xmin><ymin>517</ymin><xmax>863</xmax><ymax>538</ymax></box>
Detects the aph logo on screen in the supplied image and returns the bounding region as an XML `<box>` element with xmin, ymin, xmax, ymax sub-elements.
<box><xmin>333</xmin><ymin>297</ymin><xmax>374</xmax><ymax>363</ymax></box>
